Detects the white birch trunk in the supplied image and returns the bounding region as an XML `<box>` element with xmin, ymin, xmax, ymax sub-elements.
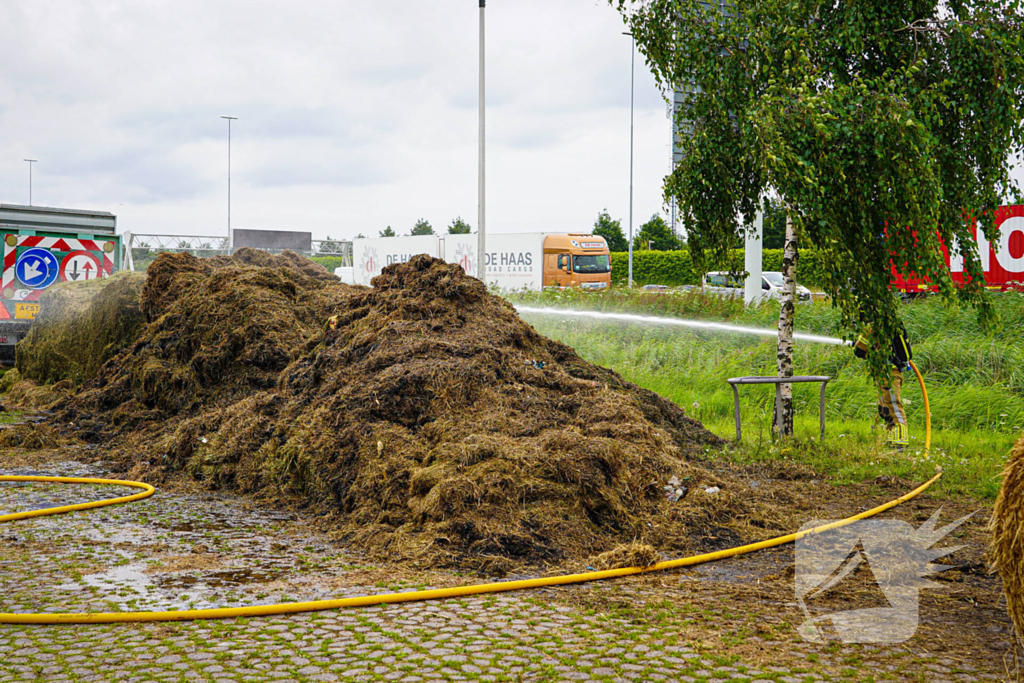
<box><xmin>774</xmin><ymin>213</ymin><xmax>798</xmax><ymax>437</ymax></box>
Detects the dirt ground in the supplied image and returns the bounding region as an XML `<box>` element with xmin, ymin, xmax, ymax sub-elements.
<box><xmin>1</xmin><ymin>444</ymin><xmax>1015</xmax><ymax>683</ymax></box>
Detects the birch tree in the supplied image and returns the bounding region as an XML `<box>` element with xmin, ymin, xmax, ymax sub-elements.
<box><xmin>614</xmin><ymin>0</ymin><xmax>1024</xmax><ymax>436</ymax></box>
<box><xmin>775</xmin><ymin>214</ymin><xmax>797</xmax><ymax>435</ymax></box>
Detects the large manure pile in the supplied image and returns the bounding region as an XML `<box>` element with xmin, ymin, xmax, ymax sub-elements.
<box><xmin>46</xmin><ymin>251</ymin><xmax>792</xmax><ymax>571</ymax></box>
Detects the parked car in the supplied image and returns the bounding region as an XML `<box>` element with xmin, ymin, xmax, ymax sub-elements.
<box><xmin>703</xmin><ymin>271</ymin><xmax>811</xmax><ymax>302</ymax></box>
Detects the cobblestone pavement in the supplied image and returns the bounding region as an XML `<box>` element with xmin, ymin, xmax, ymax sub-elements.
<box><xmin>1</xmin><ymin>458</ymin><xmax>1015</xmax><ymax>682</ymax></box>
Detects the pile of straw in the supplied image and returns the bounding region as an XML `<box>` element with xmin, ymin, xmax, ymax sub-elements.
<box><xmin>991</xmin><ymin>431</ymin><xmax>1024</xmax><ymax>642</ymax></box>
<box><xmin>16</xmin><ymin>271</ymin><xmax>145</xmax><ymax>387</ymax></box>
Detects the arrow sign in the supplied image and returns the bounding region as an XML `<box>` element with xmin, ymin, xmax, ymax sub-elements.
<box><xmin>59</xmin><ymin>250</ymin><xmax>102</xmax><ymax>283</ymax></box>
<box><xmin>15</xmin><ymin>248</ymin><xmax>59</xmax><ymax>290</ymax></box>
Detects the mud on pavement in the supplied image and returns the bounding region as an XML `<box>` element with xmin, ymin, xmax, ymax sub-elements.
<box><xmin>1</xmin><ymin>447</ymin><xmax>1014</xmax><ymax>683</ymax></box>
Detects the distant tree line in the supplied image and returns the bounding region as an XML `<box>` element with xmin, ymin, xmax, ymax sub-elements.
<box><xmin>593</xmin><ymin>209</ymin><xmax>684</xmax><ymax>251</ymax></box>
<box><xmin>354</xmin><ymin>211</ymin><xmax>755</xmax><ymax>249</ymax></box>
<box><xmin>363</xmin><ymin>217</ymin><xmax>475</xmax><ymax>238</ymax></box>
<box><xmin>594</xmin><ymin>202</ymin><xmax>791</xmax><ymax>252</ymax></box>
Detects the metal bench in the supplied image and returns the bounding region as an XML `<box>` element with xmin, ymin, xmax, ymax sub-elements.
<box><xmin>726</xmin><ymin>375</ymin><xmax>832</xmax><ymax>441</ymax></box>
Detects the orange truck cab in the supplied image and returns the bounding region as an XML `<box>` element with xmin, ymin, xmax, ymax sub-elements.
<box><xmin>542</xmin><ymin>234</ymin><xmax>611</xmax><ymax>290</ymax></box>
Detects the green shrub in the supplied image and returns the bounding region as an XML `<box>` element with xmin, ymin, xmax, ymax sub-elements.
<box><xmin>609</xmin><ymin>248</ymin><xmax>827</xmax><ymax>287</ymax></box>
<box><xmin>310</xmin><ymin>255</ymin><xmax>345</xmax><ymax>271</ymax></box>
<box><xmin>609</xmin><ymin>251</ymin><xmax>697</xmax><ymax>286</ymax></box>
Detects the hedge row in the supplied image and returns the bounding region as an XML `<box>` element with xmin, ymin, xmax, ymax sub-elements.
<box><xmin>309</xmin><ymin>251</ymin><xmax>829</xmax><ymax>287</ymax></box>
<box><xmin>309</xmin><ymin>255</ymin><xmax>347</xmax><ymax>271</ymax></box>
<box><xmin>608</xmin><ymin>249</ymin><xmax>826</xmax><ymax>287</ymax></box>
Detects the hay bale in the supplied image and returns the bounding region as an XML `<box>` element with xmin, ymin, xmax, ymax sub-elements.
<box><xmin>16</xmin><ymin>271</ymin><xmax>146</xmax><ymax>386</ymax></box>
<box><xmin>51</xmin><ymin>252</ymin><xmax>802</xmax><ymax>570</ymax></box>
<box><xmin>990</xmin><ymin>430</ymin><xmax>1024</xmax><ymax>642</ymax></box>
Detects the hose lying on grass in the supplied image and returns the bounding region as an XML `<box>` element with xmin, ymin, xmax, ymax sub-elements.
<box><xmin>0</xmin><ymin>471</ymin><xmax>943</xmax><ymax>625</ymax></box>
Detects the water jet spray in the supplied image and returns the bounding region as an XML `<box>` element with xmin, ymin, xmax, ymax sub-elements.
<box><xmin>514</xmin><ymin>306</ymin><xmax>850</xmax><ymax>346</ymax></box>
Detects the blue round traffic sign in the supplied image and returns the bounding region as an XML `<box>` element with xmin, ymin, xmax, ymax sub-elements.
<box><xmin>15</xmin><ymin>248</ymin><xmax>60</xmax><ymax>290</ymax></box>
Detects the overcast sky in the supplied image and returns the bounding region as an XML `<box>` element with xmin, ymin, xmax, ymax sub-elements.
<box><xmin>1</xmin><ymin>0</ymin><xmax>678</xmax><ymax>242</ymax></box>
<box><xmin>3</xmin><ymin>1</ymin><xmax>1020</xmax><ymax>244</ymax></box>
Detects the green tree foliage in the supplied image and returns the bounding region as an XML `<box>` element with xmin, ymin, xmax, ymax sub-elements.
<box><xmin>410</xmin><ymin>218</ymin><xmax>435</xmax><ymax>236</ymax></box>
<box><xmin>593</xmin><ymin>209</ymin><xmax>628</xmax><ymax>251</ymax></box>
<box><xmin>616</xmin><ymin>0</ymin><xmax>1024</xmax><ymax>380</ymax></box>
<box><xmin>379</xmin><ymin>226</ymin><xmax>396</xmax><ymax>238</ymax></box>
<box><xmin>634</xmin><ymin>213</ymin><xmax>683</xmax><ymax>251</ymax></box>
<box><xmin>355</xmin><ymin>233</ymin><xmax>366</xmax><ymax>239</ymax></box>
<box><xmin>761</xmin><ymin>198</ymin><xmax>787</xmax><ymax>250</ymax></box>
<box><xmin>448</xmin><ymin>216</ymin><xmax>472</xmax><ymax>234</ymax></box>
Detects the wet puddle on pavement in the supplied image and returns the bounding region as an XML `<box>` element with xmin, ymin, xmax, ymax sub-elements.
<box><xmin>0</xmin><ymin>460</ymin><xmax>385</xmax><ymax>613</ymax></box>
<box><xmin>2</xmin><ymin>459</ymin><xmax>800</xmax><ymax>615</ymax></box>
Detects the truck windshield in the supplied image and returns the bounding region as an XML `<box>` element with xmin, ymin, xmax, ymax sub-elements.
<box><xmin>573</xmin><ymin>254</ymin><xmax>610</xmax><ymax>274</ymax></box>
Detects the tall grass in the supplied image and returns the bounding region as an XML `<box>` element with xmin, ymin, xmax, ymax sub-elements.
<box><xmin>509</xmin><ymin>289</ymin><xmax>1024</xmax><ymax>499</ymax></box>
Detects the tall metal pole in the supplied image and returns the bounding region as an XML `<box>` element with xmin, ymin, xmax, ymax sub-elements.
<box><xmin>477</xmin><ymin>1</ymin><xmax>486</xmax><ymax>282</ymax></box>
<box><xmin>623</xmin><ymin>33</ymin><xmax>635</xmax><ymax>287</ymax></box>
<box><xmin>24</xmin><ymin>159</ymin><xmax>37</xmax><ymax>206</ymax></box>
<box><xmin>221</xmin><ymin>115</ymin><xmax>238</xmax><ymax>252</ymax></box>
<box><xmin>743</xmin><ymin>208</ymin><xmax>763</xmax><ymax>305</ymax></box>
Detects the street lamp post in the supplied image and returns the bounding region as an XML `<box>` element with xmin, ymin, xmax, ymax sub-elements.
<box><xmin>24</xmin><ymin>159</ymin><xmax>37</xmax><ymax>206</ymax></box>
<box><xmin>623</xmin><ymin>32</ymin><xmax>635</xmax><ymax>287</ymax></box>
<box><xmin>221</xmin><ymin>115</ymin><xmax>238</xmax><ymax>252</ymax></box>
<box><xmin>477</xmin><ymin>0</ymin><xmax>486</xmax><ymax>282</ymax></box>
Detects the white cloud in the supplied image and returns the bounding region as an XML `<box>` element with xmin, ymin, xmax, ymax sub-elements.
<box><xmin>0</xmin><ymin>1</ymin><xmax>682</xmax><ymax>241</ymax></box>
<box><xmin>3</xmin><ymin>1</ymin><xmax>1020</xmax><ymax>246</ymax></box>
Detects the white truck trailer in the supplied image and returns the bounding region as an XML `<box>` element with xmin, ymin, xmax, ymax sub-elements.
<box><xmin>346</xmin><ymin>233</ymin><xmax>611</xmax><ymax>291</ymax></box>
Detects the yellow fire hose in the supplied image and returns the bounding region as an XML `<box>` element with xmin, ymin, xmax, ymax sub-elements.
<box><xmin>907</xmin><ymin>359</ymin><xmax>932</xmax><ymax>456</ymax></box>
<box><xmin>0</xmin><ymin>471</ymin><xmax>941</xmax><ymax>625</ymax></box>
<box><xmin>0</xmin><ymin>475</ymin><xmax>156</xmax><ymax>523</ymax></box>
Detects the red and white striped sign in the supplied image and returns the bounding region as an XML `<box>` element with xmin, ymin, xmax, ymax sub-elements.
<box><xmin>3</xmin><ymin>234</ymin><xmax>114</xmax><ymax>301</ymax></box>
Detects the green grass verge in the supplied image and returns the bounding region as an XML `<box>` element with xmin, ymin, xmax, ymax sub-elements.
<box><xmin>509</xmin><ymin>288</ymin><xmax>1024</xmax><ymax>500</ymax></box>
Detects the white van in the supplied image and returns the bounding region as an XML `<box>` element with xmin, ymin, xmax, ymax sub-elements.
<box><xmin>703</xmin><ymin>271</ymin><xmax>811</xmax><ymax>302</ymax></box>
